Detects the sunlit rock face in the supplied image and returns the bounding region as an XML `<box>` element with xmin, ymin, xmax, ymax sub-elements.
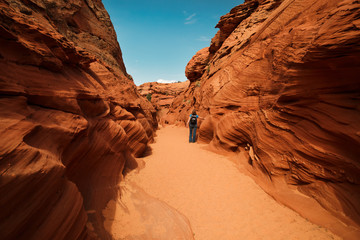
<box><xmin>138</xmin><ymin>81</ymin><xmax>189</xmax><ymax>124</ymax></box>
<box><xmin>185</xmin><ymin>47</ymin><xmax>210</xmax><ymax>82</ymax></box>
<box><xmin>0</xmin><ymin>0</ymin><xmax>156</xmax><ymax>239</ymax></box>
<box><xmin>166</xmin><ymin>0</ymin><xmax>360</xmax><ymax>235</ymax></box>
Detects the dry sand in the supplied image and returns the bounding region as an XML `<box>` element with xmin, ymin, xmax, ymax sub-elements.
<box><xmin>103</xmin><ymin>126</ymin><xmax>341</xmax><ymax>240</ymax></box>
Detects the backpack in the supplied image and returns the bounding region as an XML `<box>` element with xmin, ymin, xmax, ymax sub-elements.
<box><xmin>190</xmin><ymin>115</ymin><xmax>197</xmax><ymax>125</ymax></box>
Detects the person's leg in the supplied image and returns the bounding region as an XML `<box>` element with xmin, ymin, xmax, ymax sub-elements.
<box><xmin>192</xmin><ymin>126</ymin><xmax>197</xmax><ymax>142</ymax></box>
<box><xmin>189</xmin><ymin>126</ymin><xmax>193</xmax><ymax>142</ymax></box>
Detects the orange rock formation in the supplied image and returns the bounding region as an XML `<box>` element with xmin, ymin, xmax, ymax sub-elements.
<box><xmin>166</xmin><ymin>0</ymin><xmax>360</xmax><ymax>238</ymax></box>
<box><xmin>0</xmin><ymin>1</ymin><xmax>156</xmax><ymax>239</ymax></box>
<box><xmin>185</xmin><ymin>48</ymin><xmax>210</xmax><ymax>82</ymax></box>
<box><xmin>138</xmin><ymin>81</ymin><xmax>189</xmax><ymax>123</ymax></box>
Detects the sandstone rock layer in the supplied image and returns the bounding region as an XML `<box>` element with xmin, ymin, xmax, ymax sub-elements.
<box><xmin>185</xmin><ymin>48</ymin><xmax>210</xmax><ymax>82</ymax></box>
<box><xmin>0</xmin><ymin>1</ymin><xmax>156</xmax><ymax>239</ymax></box>
<box><xmin>166</xmin><ymin>0</ymin><xmax>360</xmax><ymax>238</ymax></box>
<box><xmin>138</xmin><ymin>81</ymin><xmax>189</xmax><ymax>123</ymax></box>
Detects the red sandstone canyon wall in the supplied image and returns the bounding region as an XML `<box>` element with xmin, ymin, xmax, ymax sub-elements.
<box><xmin>138</xmin><ymin>81</ymin><xmax>189</xmax><ymax>124</ymax></box>
<box><xmin>0</xmin><ymin>0</ymin><xmax>156</xmax><ymax>239</ymax></box>
<box><xmin>166</xmin><ymin>0</ymin><xmax>360</xmax><ymax>237</ymax></box>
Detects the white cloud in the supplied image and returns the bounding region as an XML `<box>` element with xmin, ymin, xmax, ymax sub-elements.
<box><xmin>157</xmin><ymin>79</ymin><xmax>178</xmax><ymax>84</ymax></box>
<box><xmin>197</xmin><ymin>36</ymin><xmax>211</xmax><ymax>42</ymax></box>
<box><xmin>186</xmin><ymin>13</ymin><xmax>196</xmax><ymax>21</ymax></box>
<box><xmin>184</xmin><ymin>12</ymin><xmax>197</xmax><ymax>25</ymax></box>
<box><xmin>185</xmin><ymin>19</ymin><xmax>197</xmax><ymax>25</ymax></box>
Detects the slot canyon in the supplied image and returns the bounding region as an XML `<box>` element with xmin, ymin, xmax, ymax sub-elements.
<box><xmin>1</xmin><ymin>0</ymin><xmax>359</xmax><ymax>240</ymax></box>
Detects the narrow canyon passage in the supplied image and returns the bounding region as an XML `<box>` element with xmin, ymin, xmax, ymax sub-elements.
<box><xmin>104</xmin><ymin>126</ymin><xmax>340</xmax><ymax>240</ymax></box>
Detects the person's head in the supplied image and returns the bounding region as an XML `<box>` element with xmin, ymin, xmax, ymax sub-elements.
<box><xmin>192</xmin><ymin>109</ymin><xmax>197</xmax><ymax>115</ymax></box>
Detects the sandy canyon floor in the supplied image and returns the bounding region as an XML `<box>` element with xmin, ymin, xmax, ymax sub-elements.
<box><xmin>103</xmin><ymin>126</ymin><xmax>340</xmax><ymax>240</ymax></box>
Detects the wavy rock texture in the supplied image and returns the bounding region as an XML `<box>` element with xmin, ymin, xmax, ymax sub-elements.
<box><xmin>0</xmin><ymin>1</ymin><xmax>156</xmax><ymax>239</ymax></box>
<box><xmin>185</xmin><ymin>47</ymin><xmax>210</xmax><ymax>82</ymax></box>
<box><xmin>166</xmin><ymin>0</ymin><xmax>360</xmax><ymax>238</ymax></box>
<box><xmin>138</xmin><ymin>81</ymin><xmax>189</xmax><ymax>123</ymax></box>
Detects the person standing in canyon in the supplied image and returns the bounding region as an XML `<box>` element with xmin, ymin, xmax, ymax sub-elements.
<box><xmin>187</xmin><ymin>110</ymin><xmax>205</xmax><ymax>143</ymax></box>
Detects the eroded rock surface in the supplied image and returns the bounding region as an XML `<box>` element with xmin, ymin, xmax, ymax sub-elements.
<box><xmin>138</xmin><ymin>81</ymin><xmax>189</xmax><ymax>123</ymax></box>
<box><xmin>185</xmin><ymin>48</ymin><xmax>210</xmax><ymax>82</ymax></box>
<box><xmin>166</xmin><ymin>0</ymin><xmax>360</xmax><ymax>238</ymax></box>
<box><xmin>0</xmin><ymin>1</ymin><xmax>156</xmax><ymax>239</ymax></box>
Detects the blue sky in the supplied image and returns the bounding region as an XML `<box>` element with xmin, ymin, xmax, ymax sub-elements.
<box><xmin>102</xmin><ymin>0</ymin><xmax>243</xmax><ymax>85</ymax></box>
